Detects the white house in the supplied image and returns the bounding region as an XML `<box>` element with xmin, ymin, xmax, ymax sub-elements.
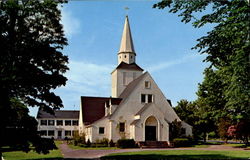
<box><xmin>79</xmin><ymin>16</ymin><xmax>192</xmax><ymax>145</ymax></box>
<box><xmin>37</xmin><ymin>109</ymin><xmax>79</xmax><ymax>139</ymax></box>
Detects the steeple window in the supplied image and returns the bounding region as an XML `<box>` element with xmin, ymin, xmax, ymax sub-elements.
<box><xmin>123</xmin><ymin>72</ymin><xmax>127</xmax><ymax>85</ymax></box>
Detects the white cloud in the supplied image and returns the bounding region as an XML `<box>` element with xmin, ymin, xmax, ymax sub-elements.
<box><xmin>60</xmin><ymin>7</ymin><xmax>81</xmax><ymax>38</ymax></box>
<box><xmin>147</xmin><ymin>54</ymin><xmax>201</xmax><ymax>72</ymax></box>
<box><xmin>57</xmin><ymin>60</ymin><xmax>115</xmax><ymax>98</ymax></box>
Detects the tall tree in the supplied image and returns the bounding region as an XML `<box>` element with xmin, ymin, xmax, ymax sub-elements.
<box><xmin>154</xmin><ymin>0</ymin><xmax>250</xmax><ymax>140</ymax></box>
<box><xmin>0</xmin><ymin>0</ymin><xmax>68</xmax><ymax>155</ymax></box>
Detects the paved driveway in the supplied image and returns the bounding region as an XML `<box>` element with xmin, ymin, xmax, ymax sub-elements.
<box><xmin>59</xmin><ymin>142</ymin><xmax>249</xmax><ymax>159</ymax></box>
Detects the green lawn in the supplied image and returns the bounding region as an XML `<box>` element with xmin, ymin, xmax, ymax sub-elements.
<box><xmin>2</xmin><ymin>141</ymin><xmax>63</xmax><ymax>160</ymax></box>
<box><xmin>101</xmin><ymin>150</ymin><xmax>250</xmax><ymax>160</ymax></box>
<box><xmin>68</xmin><ymin>143</ymin><xmax>118</xmax><ymax>150</ymax></box>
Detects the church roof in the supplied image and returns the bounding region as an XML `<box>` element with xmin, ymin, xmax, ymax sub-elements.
<box><xmin>118</xmin><ymin>16</ymin><xmax>136</xmax><ymax>55</ymax></box>
<box><xmin>81</xmin><ymin>96</ymin><xmax>122</xmax><ymax>125</ymax></box>
<box><xmin>135</xmin><ymin>103</ymin><xmax>152</xmax><ymax>116</ymax></box>
<box><xmin>119</xmin><ymin>72</ymin><xmax>148</xmax><ymax>99</ymax></box>
<box><xmin>37</xmin><ymin>109</ymin><xmax>79</xmax><ymax>119</ymax></box>
<box><xmin>116</xmin><ymin>62</ymin><xmax>143</xmax><ymax>71</ymax></box>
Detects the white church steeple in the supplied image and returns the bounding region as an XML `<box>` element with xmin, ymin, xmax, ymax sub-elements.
<box><xmin>118</xmin><ymin>16</ymin><xmax>136</xmax><ymax>64</ymax></box>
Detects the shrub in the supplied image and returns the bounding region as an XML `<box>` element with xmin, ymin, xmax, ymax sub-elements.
<box><xmin>173</xmin><ymin>138</ymin><xmax>191</xmax><ymax>147</ymax></box>
<box><xmin>86</xmin><ymin>139</ymin><xmax>91</xmax><ymax>147</ymax></box>
<box><xmin>109</xmin><ymin>139</ymin><xmax>115</xmax><ymax>147</ymax></box>
<box><xmin>72</xmin><ymin>132</ymin><xmax>85</xmax><ymax>146</ymax></box>
<box><xmin>116</xmin><ymin>139</ymin><xmax>135</xmax><ymax>148</ymax></box>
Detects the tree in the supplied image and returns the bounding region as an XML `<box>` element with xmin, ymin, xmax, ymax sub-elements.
<box><xmin>2</xmin><ymin>99</ymin><xmax>57</xmax><ymax>153</ymax></box>
<box><xmin>0</xmin><ymin>0</ymin><xmax>68</xmax><ymax>156</ymax></box>
<box><xmin>154</xmin><ymin>0</ymin><xmax>250</xmax><ymax>143</ymax></box>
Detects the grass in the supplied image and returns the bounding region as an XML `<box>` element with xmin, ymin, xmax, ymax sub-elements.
<box><xmin>2</xmin><ymin>141</ymin><xmax>63</xmax><ymax>160</ymax></box>
<box><xmin>101</xmin><ymin>150</ymin><xmax>250</xmax><ymax>160</ymax></box>
<box><xmin>224</xmin><ymin>143</ymin><xmax>250</xmax><ymax>149</ymax></box>
<box><xmin>68</xmin><ymin>143</ymin><xmax>118</xmax><ymax>150</ymax></box>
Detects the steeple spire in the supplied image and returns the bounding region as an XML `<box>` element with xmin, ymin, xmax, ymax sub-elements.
<box><xmin>118</xmin><ymin>16</ymin><xmax>136</xmax><ymax>64</ymax></box>
<box><xmin>119</xmin><ymin>15</ymin><xmax>135</xmax><ymax>54</ymax></box>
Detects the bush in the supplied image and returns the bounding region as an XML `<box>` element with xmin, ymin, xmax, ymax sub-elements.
<box><xmin>72</xmin><ymin>132</ymin><xmax>86</xmax><ymax>146</ymax></box>
<box><xmin>86</xmin><ymin>139</ymin><xmax>91</xmax><ymax>147</ymax></box>
<box><xmin>109</xmin><ymin>139</ymin><xmax>115</xmax><ymax>147</ymax></box>
<box><xmin>116</xmin><ymin>139</ymin><xmax>135</xmax><ymax>148</ymax></box>
<box><xmin>173</xmin><ymin>138</ymin><xmax>191</xmax><ymax>147</ymax></box>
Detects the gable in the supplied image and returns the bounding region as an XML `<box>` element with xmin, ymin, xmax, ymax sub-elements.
<box><xmin>110</xmin><ymin>72</ymin><xmax>180</xmax><ymax>122</ymax></box>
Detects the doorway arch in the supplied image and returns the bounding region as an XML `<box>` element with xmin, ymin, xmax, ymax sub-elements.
<box><xmin>145</xmin><ymin>116</ymin><xmax>158</xmax><ymax>141</ymax></box>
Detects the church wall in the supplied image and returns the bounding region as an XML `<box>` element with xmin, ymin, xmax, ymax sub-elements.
<box><xmin>110</xmin><ymin>73</ymin><xmax>180</xmax><ymax>142</ymax></box>
<box><xmin>90</xmin><ymin>118</ymin><xmax>111</xmax><ymax>142</ymax></box>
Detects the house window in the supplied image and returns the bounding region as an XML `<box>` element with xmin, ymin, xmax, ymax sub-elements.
<box><xmin>65</xmin><ymin>130</ymin><xmax>71</xmax><ymax>136</ymax></box>
<box><xmin>72</xmin><ymin>130</ymin><xmax>78</xmax><ymax>136</ymax></box>
<box><xmin>57</xmin><ymin>120</ymin><xmax>63</xmax><ymax>126</ymax></box>
<box><xmin>99</xmin><ymin>127</ymin><xmax>105</xmax><ymax>134</ymax></box>
<box><xmin>145</xmin><ymin>81</ymin><xmax>151</xmax><ymax>89</ymax></box>
<box><xmin>72</xmin><ymin>120</ymin><xmax>78</xmax><ymax>126</ymax></box>
<box><xmin>148</xmin><ymin>94</ymin><xmax>153</xmax><ymax>103</ymax></box>
<box><xmin>141</xmin><ymin>94</ymin><xmax>146</xmax><ymax>103</ymax></box>
<box><xmin>65</xmin><ymin>120</ymin><xmax>71</xmax><ymax>126</ymax></box>
<box><xmin>48</xmin><ymin>120</ymin><xmax>54</xmax><ymax>126</ymax></box>
<box><xmin>40</xmin><ymin>130</ymin><xmax>47</xmax><ymax>136</ymax></box>
<box><xmin>40</xmin><ymin>120</ymin><xmax>47</xmax><ymax>126</ymax></box>
<box><xmin>123</xmin><ymin>72</ymin><xmax>126</xmax><ymax>85</ymax></box>
<box><xmin>124</xmin><ymin>55</ymin><xmax>126</xmax><ymax>58</ymax></box>
<box><xmin>48</xmin><ymin>130</ymin><xmax>54</xmax><ymax>136</ymax></box>
<box><xmin>119</xmin><ymin>123</ymin><xmax>125</xmax><ymax>132</ymax></box>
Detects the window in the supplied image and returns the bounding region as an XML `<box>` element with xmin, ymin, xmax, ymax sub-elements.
<box><xmin>40</xmin><ymin>130</ymin><xmax>47</xmax><ymax>136</ymax></box>
<box><xmin>48</xmin><ymin>130</ymin><xmax>54</xmax><ymax>136</ymax></box>
<box><xmin>141</xmin><ymin>94</ymin><xmax>146</xmax><ymax>103</ymax></box>
<box><xmin>124</xmin><ymin>55</ymin><xmax>126</xmax><ymax>58</ymax></box>
<box><xmin>181</xmin><ymin>128</ymin><xmax>186</xmax><ymax>135</ymax></box>
<box><xmin>119</xmin><ymin>123</ymin><xmax>125</xmax><ymax>132</ymax></box>
<box><xmin>48</xmin><ymin>120</ymin><xmax>54</xmax><ymax>126</ymax></box>
<box><xmin>40</xmin><ymin>120</ymin><xmax>47</xmax><ymax>126</ymax></box>
<box><xmin>65</xmin><ymin>130</ymin><xmax>71</xmax><ymax>136</ymax></box>
<box><xmin>99</xmin><ymin>127</ymin><xmax>105</xmax><ymax>134</ymax></box>
<box><xmin>72</xmin><ymin>120</ymin><xmax>78</xmax><ymax>126</ymax></box>
<box><xmin>57</xmin><ymin>120</ymin><xmax>63</xmax><ymax>126</ymax></box>
<box><xmin>72</xmin><ymin>130</ymin><xmax>78</xmax><ymax>136</ymax></box>
<box><xmin>145</xmin><ymin>81</ymin><xmax>151</xmax><ymax>89</ymax></box>
<box><xmin>123</xmin><ymin>72</ymin><xmax>126</xmax><ymax>85</ymax></box>
<box><xmin>148</xmin><ymin>94</ymin><xmax>153</xmax><ymax>103</ymax></box>
<box><xmin>131</xmin><ymin>56</ymin><xmax>133</xmax><ymax>58</ymax></box>
<box><xmin>141</xmin><ymin>94</ymin><xmax>154</xmax><ymax>103</ymax></box>
<box><xmin>65</xmin><ymin>120</ymin><xmax>71</xmax><ymax>126</ymax></box>
<box><xmin>133</xmin><ymin>72</ymin><xmax>136</xmax><ymax>80</ymax></box>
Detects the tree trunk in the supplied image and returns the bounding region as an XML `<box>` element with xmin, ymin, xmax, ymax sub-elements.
<box><xmin>203</xmin><ymin>132</ymin><xmax>207</xmax><ymax>143</ymax></box>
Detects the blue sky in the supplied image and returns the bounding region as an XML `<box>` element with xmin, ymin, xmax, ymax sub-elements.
<box><xmin>29</xmin><ymin>0</ymin><xmax>213</xmax><ymax>116</ymax></box>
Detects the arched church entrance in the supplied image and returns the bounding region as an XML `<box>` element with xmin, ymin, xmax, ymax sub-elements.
<box><xmin>145</xmin><ymin>116</ymin><xmax>158</xmax><ymax>141</ymax></box>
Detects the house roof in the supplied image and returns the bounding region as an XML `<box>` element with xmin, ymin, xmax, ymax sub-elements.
<box><xmin>81</xmin><ymin>96</ymin><xmax>122</xmax><ymax>125</ymax></box>
<box><xmin>37</xmin><ymin>109</ymin><xmax>79</xmax><ymax>119</ymax></box>
<box><xmin>116</xmin><ymin>62</ymin><xmax>143</xmax><ymax>71</ymax></box>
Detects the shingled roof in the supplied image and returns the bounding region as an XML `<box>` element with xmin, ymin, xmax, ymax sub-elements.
<box><xmin>116</xmin><ymin>62</ymin><xmax>143</xmax><ymax>71</ymax></box>
<box><xmin>81</xmin><ymin>96</ymin><xmax>122</xmax><ymax>125</ymax></box>
<box><xmin>37</xmin><ymin>109</ymin><xmax>79</xmax><ymax>119</ymax></box>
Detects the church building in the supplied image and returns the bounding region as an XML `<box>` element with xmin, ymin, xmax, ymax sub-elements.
<box><xmin>79</xmin><ymin>16</ymin><xmax>192</xmax><ymax>144</ymax></box>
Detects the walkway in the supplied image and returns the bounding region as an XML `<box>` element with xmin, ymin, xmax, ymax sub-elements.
<box><xmin>59</xmin><ymin>142</ymin><xmax>249</xmax><ymax>159</ymax></box>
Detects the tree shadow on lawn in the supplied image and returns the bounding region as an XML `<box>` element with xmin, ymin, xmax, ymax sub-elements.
<box><xmin>100</xmin><ymin>154</ymin><xmax>249</xmax><ymax>160</ymax></box>
<box><xmin>29</xmin><ymin>158</ymin><xmax>99</xmax><ymax>160</ymax></box>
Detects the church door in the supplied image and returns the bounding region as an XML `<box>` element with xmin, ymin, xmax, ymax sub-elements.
<box><xmin>145</xmin><ymin>116</ymin><xmax>158</xmax><ymax>141</ymax></box>
<box><xmin>145</xmin><ymin>126</ymin><xmax>156</xmax><ymax>141</ymax></box>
